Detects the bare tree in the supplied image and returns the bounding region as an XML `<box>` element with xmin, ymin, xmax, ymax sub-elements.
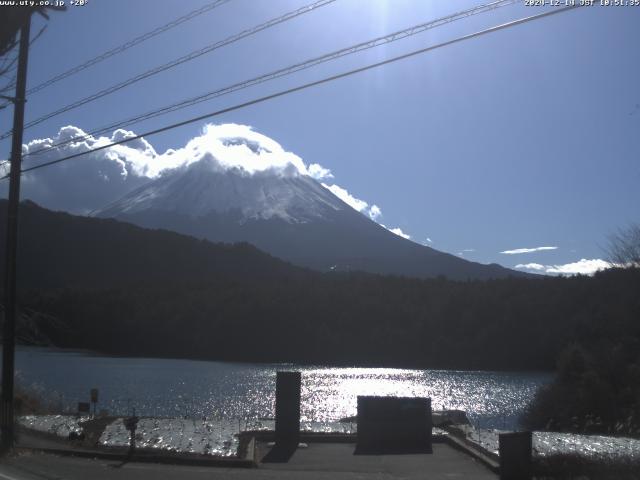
<box><xmin>607</xmin><ymin>223</ymin><xmax>640</xmax><ymax>268</ymax></box>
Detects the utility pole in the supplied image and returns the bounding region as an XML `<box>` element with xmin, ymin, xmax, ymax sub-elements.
<box><xmin>1</xmin><ymin>13</ymin><xmax>31</xmax><ymax>453</ymax></box>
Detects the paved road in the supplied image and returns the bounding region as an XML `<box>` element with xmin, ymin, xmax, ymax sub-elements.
<box><xmin>0</xmin><ymin>443</ymin><xmax>497</xmax><ymax>480</ymax></box>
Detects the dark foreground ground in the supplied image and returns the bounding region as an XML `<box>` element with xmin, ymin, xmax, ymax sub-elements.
<box><xmin>0</xmin><ymin>442</ymin><xmax>496</xmax><ymax>480</ymax></box>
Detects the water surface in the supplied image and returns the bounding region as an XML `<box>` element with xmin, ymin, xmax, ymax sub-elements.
<box><xmin>16</xmin><ymin>347</ymin><xmax>551</xmax><ymax>429</ymax></box>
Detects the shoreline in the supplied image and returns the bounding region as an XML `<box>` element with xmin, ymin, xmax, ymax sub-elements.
<box><xmin>13</xmin><ymin>344</ymin><xmax>556</xmax><ymax>375</ymax></box>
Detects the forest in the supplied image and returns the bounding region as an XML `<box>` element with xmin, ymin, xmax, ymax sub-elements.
<box><xmin>3</xmin><ymin>200</ymin><xmax>640</xmax><ymax>435</ymax></box>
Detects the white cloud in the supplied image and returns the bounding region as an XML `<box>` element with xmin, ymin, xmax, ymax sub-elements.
<box><xmin>319</xmin><ymin>184</ymin><xmax>411</xmax><ymax>239</ymax></box>
<box><xmin>377</xmin><ymin>223</ymin><xmax>412</xmax><ymax>240</ymax></box>
<box><xmin>308</xmin><ymin>163</ymin><xmax>333</xmax><ymax>180</ymax></box>
<box><xmin>425</xmin><ymin>238</ymin><xmax>433</xmax><ymax>243</ymax></box>
<box><xmin>389</xmin><ymin>227</ymin><xmax>411</xmax><ymax>240</ymax></box>
<box><xmin>4</xmin><ymin>123</ymin><xmax>335</xmax><ymax>215</ymax></box>
<box><xmin>322</xmin><ymin>183</ymin><xmax>368</xmax><ymax>212</ymax></box>
<box><xmin>315</xmin><ymin>183</ymin><xmax>411</xmax><ymax>239</ymax></box>
<box><xmin>515</xmin><ymin>258</ymin><xmax>611</xmax><ymax>276</ymax></box>
<box><xmin>321</xmin><ymin>183</ymin><xmax>383</xmax><ymax>221</ymax></box>
<box><xmin>515</xmin><ymin>263</ymin><xmax>546</xmax><ymax>271</ymax></box>
<box><xmin>156</xmin><ymin>123</ymin><xmax>319</xmax><ymax>177</ymax></box>
<box><xmin>545</xmin><ymin>259</ymin><xmax>611</xmax><ymax>275</ymax></box>
<box><xmin>368</xmin><ymin>205</ymin><xmax>382</xmax><ymax>220</ymax></box>
<box><xmin>13</xmin><ymin>125</ymin><xmax>158</xmax><ymax>215</ymax></box>
<box><xmin>501</xmin><ymin>246</ymin><xmax>558</xmax><ymax>255</ymax></box>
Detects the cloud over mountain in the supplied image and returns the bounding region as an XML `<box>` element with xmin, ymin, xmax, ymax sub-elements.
<box><xmin>13</xmin><ymin>125</ymin><xmax>156</xmax><ymax>215</ymax></box>
<box><xmin>0</xmin><ymin>124</ymin><xmax>337</xmax><ymax>214</ymax></box>
<box><xmin>321</xmin><ymin>183</ymin><xmax>382</xmax><ymax>221</ymax></box>
<box><xmin>2</xmin><ymin>123</ymin><xmax>409</xmax><ymax>236</ymax></box>
<box><xmin>387</xmin><ymin>227</ymin><xmax>411</xmax><ymax>240</ymax></box>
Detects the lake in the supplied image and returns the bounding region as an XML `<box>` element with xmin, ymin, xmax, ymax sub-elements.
<box><xmin>15</xmin><ymin>347</ymin><xmax>552</xmax><ymax>430</ymax></box>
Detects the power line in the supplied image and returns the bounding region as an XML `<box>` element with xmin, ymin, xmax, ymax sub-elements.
<box><xmin>21</xmin><ymin>0</ymin><xmax>522</xmax><ymax>161</ymax></box>
<box><xmin>0</xmin><ymin>0</ymin><xmax>336</xmax><ymax>140</ymax></box>
<box><xmin>4</xmin><ymin>4</ymin><xmax>580</xmax><ymax>181</ymax></box>
<box><xmin>25</xmin><ymin>0</ymin><xmax>233</xmax><ymax>97</ymax></box>
<box><xmin>0</xmin><ymin>1</ymin><xmax>231</xmax><ymax>111</ymax></box>
<box><xmin>0</xmin><ymin>26</ymin><xmax>45</xmax><ymax>88</ymax></box>
<box><xmin>0</xmin><ymin>55</ymin><xmax>18</xmax><ymax>76</ymax></box>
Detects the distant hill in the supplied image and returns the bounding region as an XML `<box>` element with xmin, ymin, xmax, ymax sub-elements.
<box><xmin>0</xmin><ymin>199</ymin><xmax>301</xmax><ymax>291</ymax></box>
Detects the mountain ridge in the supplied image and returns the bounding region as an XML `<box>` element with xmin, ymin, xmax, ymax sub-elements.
<box><xmin>94</xmin><ymin>157</ymin><xmax>527</xmax><ymax>280</ymax></box>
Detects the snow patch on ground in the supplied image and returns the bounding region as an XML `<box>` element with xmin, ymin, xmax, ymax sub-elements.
<box><xmin>18</xmin><ymin>415</ymin><xmax>88</xmax><ymax>438</ymax></box>
<box><xmin>455</xmin><ymin>424</ymin><xmax>640</xmax><ymax>462</ymax></box>
<box><xmin>24</xmin><ymin>414</ymin><xmax>638</xmax><ymax>463</ymax></box>
<box><xmin>98</xmin><ymin>418</ymin><xmax>355</xmax><ymax>456</ymax></box>
<box><xmin>100</xmin><ymin>418</ymin><xmax>239</xmax><ymax>457</ymax></box>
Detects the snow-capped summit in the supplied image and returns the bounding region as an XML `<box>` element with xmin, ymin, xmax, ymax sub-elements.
<box><xmin>98</xmin><ymin>154</ymin><xmax>344</xmax><ymax>224</ymax></box>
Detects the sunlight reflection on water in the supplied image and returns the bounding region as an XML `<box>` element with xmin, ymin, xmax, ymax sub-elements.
<box><xmin>299</xmin><ymin>368</ymin><xmax>548</xmax><ymax>429</ymax></box>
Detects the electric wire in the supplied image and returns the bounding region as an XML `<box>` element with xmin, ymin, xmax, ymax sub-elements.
<box><xmin>0</xmin><ymin>56</ymin><xmax>17</xmax><ymax>76</ymax></box>
<box><xmin>0</xmin><ymin>25</ymin><xmax>46</xmax><ymax>79</ymax></box>
<box><xmin>20</xmin><ymin>0</ymin><xmax>522</xmax><ymax>161</ymax></box>
<box><xmin>0</xmin><ymin>1</ymin><xmax>230</xmax><ymax>111</ymax></box>
<box><xmin>0</xmin><ymin>0</ymin><xmax>337</xmax><ymax>140</ymax></box>
<box><xmin>0</xmin><ymin>4</ymin><xmax>580</xmax><ymax>181</ymax></box>
<box><xmin>25</xmin><ymin>0</ymin><xmax>233</xmax><ymax>97</ymax></box>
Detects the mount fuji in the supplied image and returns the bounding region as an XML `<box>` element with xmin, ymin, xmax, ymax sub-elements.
<box><xmin>94</xmin><ymin>153</ymin><xmax>520</xmax><ymax>280</ymax></box>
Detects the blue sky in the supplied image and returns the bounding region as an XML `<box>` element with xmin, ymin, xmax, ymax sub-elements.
<box><xmin>0</xmin><ymin>0</ymin><xmax>638</xmax><ymax>274</ymax></box>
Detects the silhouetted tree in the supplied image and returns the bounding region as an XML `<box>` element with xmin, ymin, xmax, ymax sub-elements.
<box><xmin>607</xmin><ymin>223</ymin><xmax>640</xmax><ymax>268</ymax></box>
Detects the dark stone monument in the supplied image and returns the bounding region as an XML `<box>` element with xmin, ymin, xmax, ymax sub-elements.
<box><xmin>275</xmin><ymin>371</ymin><xmax>301</xmax><ymax>447</ymax></box>
<box><xmin>263</xmin><ymin>371</ymin><xmax>301</xmax><ymax>463</ymax></box>
<box><xmin>499</xmin><ymin>431</ymin><xmax>532</xmax><ymax>480</ymax></box>
<box><xmin>355</xmin><ymin>396</ymin><xmax>432</xmax><ymax>454</ymax></box>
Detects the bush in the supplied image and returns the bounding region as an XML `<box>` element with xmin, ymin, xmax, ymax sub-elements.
<box><xmin>523</xmin><ymin>341</ymin><xmax>640</xmax><ymax>436</ymax></box>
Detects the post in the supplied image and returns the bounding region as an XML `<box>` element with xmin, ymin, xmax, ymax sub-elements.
<box><xmin>90</xmin><ymin>388</ymin><xmax>98</xmax><ymax>417</ymax></box>
<box><xmin>275</xmin><ymin>371</ymin><xmax>301</xmax><ymax>447</ymax></box>
<box><xmin>124</xmin><ymin>414</ymin><xmax>139</xmax><ymax>457</ymax></box>
<box><xmin>499</xmin><ymin>431</ymin><xmax>532</xmax><ymax>480</ymax></box>
<box><xmin>1</xmin><ymin>14</ymin><xmax>31</xmax><ymax>453</ymax></box>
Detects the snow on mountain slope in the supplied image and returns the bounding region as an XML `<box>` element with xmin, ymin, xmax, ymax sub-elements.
<box><xmin>98</xmin><ymin>154</ymin><xmax>344</xmax><ymax>224</ymax></box>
